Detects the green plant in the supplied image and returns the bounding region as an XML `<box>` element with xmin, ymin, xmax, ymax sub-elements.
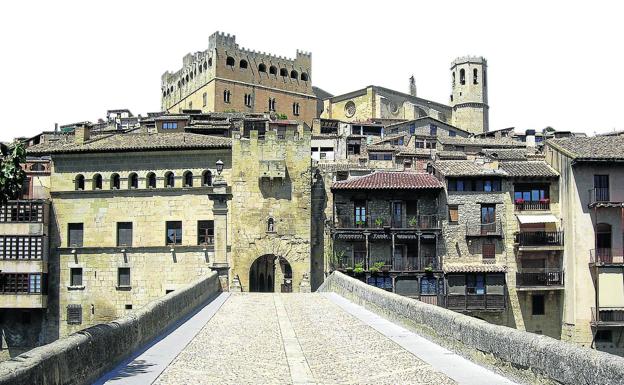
<box><xmin>355</xmin><ymin>219</ymin><xmax>365</xmax><ymax>228</ymax></box>
<box><xmin>354</xmin><ymin>262</ymin><xmax>364</xmax><ymax>274</ymax></box>
<box><xmin>370</xmin><ymin>261</ymin><xmax>385</xmax><ymax>274</ymax></box>
<box><xmin>332</xmin><ymin>250</ymin><xmax>345</xmax><ymax>269</ymax></box>
<box><xmin>374</xmin><ymin>217</ymin><xmax>384</xmax><ymax>227</ymax></box>
<box><xmin>0</xmin><ymin>142</ymin><xmax>26</xmax><ymax>203</ymax></box>
<box><xmin>276</xmin><ymin>113</ymin><xmax>288</xmax><ymax>120</ymax></box>
<box><xmin>408</xmin><ymin>216</ymin><xmax>418</xmax><ymax>227</ymax></box>
<box><xmin>424</xmin><ymin>265</ymin><xmax>433</xmax><ymax>273</ymax></box>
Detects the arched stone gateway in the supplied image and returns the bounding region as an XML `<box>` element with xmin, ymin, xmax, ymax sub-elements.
<box><xmin>249</xmin><ymin>255</ymin><xmax>293</xmax><ymax>293</ymax></box>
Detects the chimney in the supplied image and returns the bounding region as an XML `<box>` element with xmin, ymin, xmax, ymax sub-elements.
<box><xmin>409</xmin><ymin>75</ymin><xmax>417</xmax><ymax>97</ymax></box>
<box><xmin>75</xmin><ymin>123</ymin><xmax>91</xmax><ymax>144</ymax></box>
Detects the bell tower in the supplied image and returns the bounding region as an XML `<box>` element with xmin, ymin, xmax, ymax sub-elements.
<box><xmin>450</xmin><ymin>56</ymin><xmax>489</xmax><ymax>134</ymax></box>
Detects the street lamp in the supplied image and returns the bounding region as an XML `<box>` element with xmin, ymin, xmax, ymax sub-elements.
<box><xmin>216</xmin><ymin>159</ymin><xmax>224</xmax><ymax>175</ymax></box>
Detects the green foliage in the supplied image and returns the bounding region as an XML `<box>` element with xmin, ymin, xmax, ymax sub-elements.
<box><xmin>276</xmin><ymin>113</ymin><xmax>288</xmax><ymax>120</ymax></box>
<box><xmin>354</xmin><ymin>262</ymin><xmax>364</xmax><ymax>274</ymax></box>
<box><xmin>374</xmin><ymin>217</ymin><xmax>384</xmax><ymax>227</ymax></box>
<box><xmin>408</xmin><ymin>216</ymin><xmax>418</xmax><ymax>227</ymax></box>
<box><xmin>369</xmin><ymin>261</ymin><xmax>385</xmax><ymax>273</ymax></box>
<box><xmin>332</xmin><ymin>250</ymin><xmax>345</xmax><ymax>269</ymax></box>
<box><xmin>0</xmin><ymin>142</ymin><xmax>26</xmax><ymax>203</ymax></box>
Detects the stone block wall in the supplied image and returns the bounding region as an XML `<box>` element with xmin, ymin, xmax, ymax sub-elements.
<box><xmin>319</xmin><ymin>271</ymin><xmax>624</xmax><ymax>385</ymax></box>
<box><xmin>0</xmin><ymin>272</ymin><xmax>221</xmax><ymax>385</ymax></box>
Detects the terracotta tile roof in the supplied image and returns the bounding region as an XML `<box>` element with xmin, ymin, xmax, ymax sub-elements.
<box><xmin>548</xmin><ymin>136</ymin><xmax>624</xmax><ymax>160</ymax></box>
<box><xmin>438</xmin><ymin>137</ymin><xmax>525</xmax><ymax>148</ymax></box>
<box><xmin>434</xmin><ymin>160</ymin><xmax>507</xmax><ymax>177</ymax></box>
<box><xmin>366</xmin><ymin>144</ymin><xmax>399</xmax><ymax>152</ymax></box>
<box><xmin>499</xmin><ymin>161</ymin><xmax>559</xmax><ymax>177</ymax></box>
<box><xmin>27</xmin><ymin>132</ymin><xmax>231</xmax><ymax>155</ymax></box>
<box><xmin>481</xmin><ymin>149</ymin><xmax>528</xmax><ymax>160</ymax></box>
<box><xmin>436</xmin><ymin>151</ymin><xmax>468</xmax><ymax>160</ymax></box>
<box><xmin>444</xmin><ymin>264</ymin><xmax>507</xmax><ymax>273</ymax></box>
<box><xmin>331</xmin><ymin>171</ymin><xmax>443</xmax><ymax>190</ymax></box>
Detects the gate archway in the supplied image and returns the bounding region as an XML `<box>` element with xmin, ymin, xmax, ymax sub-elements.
<box><xmin>249</xmin><ymin>255</ymin><xmax>293</xmax><ymax>293</ymax></box>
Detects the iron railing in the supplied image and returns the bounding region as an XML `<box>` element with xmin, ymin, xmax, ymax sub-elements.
<box><xmin>515</xmin><ymin>231</ymin><xmax>564</xmax><ymax>246</ymax></box>
<box><xmin>516</xmin><ymin>270</ymin><xmax>564</xmax><ymax>287</ymax></box>
<box><xmin>589</xmin><ymin>188</ymin><xmax>624</xmax><ymax>205</ymax></box>
<box><xmin>590</xmin><ymin>249</ymin><xmax>624</xmax><ymax>265</ymax></box>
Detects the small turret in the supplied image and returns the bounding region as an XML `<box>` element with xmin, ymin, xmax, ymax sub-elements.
<box><xmin>409</xmin><ymin>75</ymin><xmax>417</xmax><ymax>97</ymax></box>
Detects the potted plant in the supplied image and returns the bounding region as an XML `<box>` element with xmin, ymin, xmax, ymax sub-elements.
<box><xmin>355</xmin><ymin>219</ymin><xmax>365</xmax><ymax>228</ymax></box>
<box><xmin>354</xmin><ymin>262</ymin><xmax>365</xmax><ymax>276</ymax></box>
<box><xmin>408</xmin><ymin>216</ymin><xmax>418</xmax><ymax>228</ymax></box>
<box><xmin>374</xmin><ymin>217</ymin><xmax>384</xmax><ymax>228</ymax></box>
<box><xmin>369</xmin><ymin>261</ymin><xmax>384</xmax><ymax>275</ymax></box>
<box><xmin>424</xmin><ymin>264</ymin><xmax>434</xmax><ymax>274</ymax></box>
<box><xmin>514</xmin><ymin>198</ymin><xmax>525</xmax><ymax>205</ymax></box>
<box><xmin>380</xmin><ymin>262</ymin><xmax>391</xmax><ymax>273</ymax></box>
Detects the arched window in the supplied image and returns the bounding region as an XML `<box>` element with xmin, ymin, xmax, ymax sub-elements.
<box><xmin>280</xmin><ymin>68</ymin><xmax>288</xmax><ymax>77</ymax></box>
<box><xmin>267</xmin><ymin>217</ymin><xmax>275</xmax><ymax>232</ymax></box>
<box><xmin>240</xmin><ymin>60</ymin><xmax>248</xmax><ymax>69</ymax></box>
<box><xmin>110</xmin><ymin>173</ymin><xmax>120</xmax><ymax>190</ymax></box>
<box><xmin>452</xmin><ymin>72</ymin><xmax>456</xmax><ymax>86</ymax></box>
<box><xmin>203</xmin><ymin>61</ymin><xmax>208</xmax><ymax>71</ymax></box>
<box><xmin>128</xmin><ymin>173</ymin><xmax>138</xmax><ymax>189</ymax></box>
<box><xmin>147</xmin><ymin>172</ymin><xmax>156</xmax><ymax>189</ymax></box>
<box><xmin>93</xmin><ymin>174</ymin><xmax>102</xmax><ymax>190</ymax></box>
<box><xmin>459</xmin><ymin>69</ymin><xmax>465</xmax><ymax>85</ymax></box>
<box><xmin>165</xmin><ymin>172</ymin><xmax>175</xmax><ymax>188</ymax></box>
<box><xmin>208</xmin><ymin>58</ymin><xmax>213</xmax><ymax>67</ymax></box>
<box><xmin>269</xmin><ymin>66</ymin><xmax>277</xmax><ymax>75</ymax></box>
<box><xmin>292</xmin><ymin>102</ymin><xmax>300</xmax><ymax>116</ymax></box>
<box><xmin>185</xmin><ymin>74</ymin><xmax>189</xmax><ymax>83</ymax></box>
<box><xmin>226</xmin><ymin>56</ymin><xmax>235</xmax><ymax>66</ymax></box>
<box><xmin>75</xmin><ymin>174</ymin><xmax>85</xmax><ymax>191</ymax></box>
<box><xmin>190</xmin><ymin>71</ymin><xmax>194</xmax><ymax>79</ymax></box>
<box><xmin>258</xmin><ymin>63</ymin><xmax>267</xmax><ymax>72</ymax></box>
<box><xmin>223</xmin><ymin>90</ymin><xmax>231</xmax><ymax>103</ymax></box>
<box><xmin>290</xmin><ymin>70</ymin><xmax>298</xmax><ymax>79</ymax></box>
<box><xmin>183</xmin><ymin>171</ymin><xmax>193</xmax><ymax>187</ymax></box>
<box><xmin>199</xmin><ymin>64</ymin><xmax>203</xmax><ymax>73</ymax></box>
<box><xmin>202</xmin><ymin>170</ymin><xmax>212</xmax><ymax>186</ymax></box>
<box><xmin>473</xmin><ymin>68</ymin><xmax>478</xmax><ymax>84</ymax></box>
<box><xmin>301</xmin><ymin>72</ymin><xmax>309</xmax><ymax>81</ymax></box>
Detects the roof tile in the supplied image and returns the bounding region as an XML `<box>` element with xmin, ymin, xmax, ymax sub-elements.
<box><xmin>331</xmin><ymin>171</ymin><xmax>443</xmax><ymax>190</ymax></box>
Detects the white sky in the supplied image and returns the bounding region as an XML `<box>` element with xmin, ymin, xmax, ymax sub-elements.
<box><xmin>1</xmin><ymin>0</ymin><xmax>622</xmax><ymax>142</ymax></box>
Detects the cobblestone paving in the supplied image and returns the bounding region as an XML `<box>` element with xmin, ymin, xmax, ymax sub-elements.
<box><xmin>154</xmin><ymin>293</ymin><xmax>456</xmax><ymax>385</ymax></box>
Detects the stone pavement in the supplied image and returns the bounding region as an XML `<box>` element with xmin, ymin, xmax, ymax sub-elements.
<box><xmin>99</xmin><ymin>293</ymin><xmax>520</xmax><ymax>385</ymax></box>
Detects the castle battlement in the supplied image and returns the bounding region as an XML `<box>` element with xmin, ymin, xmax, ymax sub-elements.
<box><xmin>450</xmin><ymin>56</ymin><xmax>487</xmax><ymax>68</ymax></box>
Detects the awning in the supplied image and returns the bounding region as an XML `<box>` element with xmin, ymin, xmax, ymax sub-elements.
<box><xmin>516</xmin><ymin>214</ymin><xmax>558</xmax><ymax>224</ymax></box>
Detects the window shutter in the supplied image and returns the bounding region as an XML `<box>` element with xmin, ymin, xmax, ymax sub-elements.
<box><xmin>67</xmin><ymin>304</ymin><xmax>82</xmax><ymax>325</ymax></box>
<box><xmin>118</xmin><ymin>268</ymin><xmax>131</xmax><ymax>287</ymax></box>
<box><xmin>68</xmin><ymin>224</ymin><xmax>83</xmax><ymax>247</ymax></box>
<box><xmin>117</xmin><ymin>223</ymin><xmax>133</xmax><ymax>247</ymax></box>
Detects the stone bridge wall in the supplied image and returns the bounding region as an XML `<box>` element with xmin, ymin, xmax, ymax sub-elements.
<box><xmin>0</xmin><ymin>271</ymin><xmax>221</xmax><ymax>385</ymax></box>
<box><xmin>319</xmin><ymin>271</ymin><xmax>624</xmax><ymax>385</ymax></box>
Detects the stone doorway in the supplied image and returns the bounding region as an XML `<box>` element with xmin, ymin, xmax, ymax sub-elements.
<box><xmin>249</xmin><ymin>255</ymin><xmax>293</xmax><ymax>293</ymax></box>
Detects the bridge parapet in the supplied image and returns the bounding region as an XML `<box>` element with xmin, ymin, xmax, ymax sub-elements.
<box><xmin>319</xmin><ymin>271</ymin><xmax>624</xmax><ymax>385</ymax></box>
<box><xmin>0</xmin><ymin>272</ymin><xmax>221</xmax><ymax>385</ymax></box>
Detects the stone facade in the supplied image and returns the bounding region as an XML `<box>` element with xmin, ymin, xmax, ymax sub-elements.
<box><xmin>161</xmin><ymin>32</ymin><xmax>317</xmax><ymax>125</ymax></box>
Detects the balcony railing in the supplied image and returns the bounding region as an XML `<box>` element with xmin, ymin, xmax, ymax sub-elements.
<box><xmin>446</xmin><ymin>294</ymin><xmax>506</xmax><ymax>311</ymax></box>
<box><xmin>515</xmin><ymin>201</ymin><xmax>550</xmax><ymax>211</ymax></box>
<box><xmin>342</xmin><ymin>214</ymin><xmax>440</xmax><ymax>230</ymax></box>
<box><xmin>516</xmin><ymin>270</ymin><xmax>564</xmax><ymax>287</ymax></box>
<box><xmin>589</xmin><ymin>188</ymin><xmax>624</xmax><ymax>206</ymax></box>
<box><xmin>515</xmin><ymin>231</ymin><xmax>564</xmax><ymax>246</ymax></box>
<box><xmin>0</xmin><ymin>201</ymin><xmax>45</xmax><ymax>223</ymax></box>
<box><xmin>591</xmin><ymin>307</ymin><xmax>624</xmax><ymax>325</ymax></box>
<box><xmin>337</xmin><ymin>256</ymin><xmax>438</xmax><ymax>272</ymax></box>
<box><xmin>590</xmin><ymin>249</ymin><xmax>624</xmax><ymax>265</ymax></box>
<box><xmin>465</xmin><ymin>220</ymin><xmax>502</xmax><ymax>237</ymax></box>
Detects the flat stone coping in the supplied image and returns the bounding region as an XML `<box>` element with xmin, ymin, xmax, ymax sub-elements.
<box><xmin>93</xmin><ymin>292</ymin><xmax>230</xmax><ymax>385</ymax></box>
<box><xmin>322</xmin><ymin>292</ymin><xmax>520</xmax><ymax>385</ymax></box>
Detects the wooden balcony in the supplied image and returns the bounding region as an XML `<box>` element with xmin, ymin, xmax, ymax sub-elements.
<box><xmin>446</xmin><ymin>294</ymin><xmax>506</xmax><ymax>312</ymax></box>
<box><xmin>588</xmin><ymin>188</ymin><xmax>624</xmax><ymax>208</ymax></box>
<box><xmin>337</xmin><ymin>214</ymin><xmax>441</xmax><ymax>231</ymax></box>
<box><xmin>516</xmin><ymin>270</ymin><xmax>564</xmax><ymax>290</ymax></box>
<box><xmin>515</xmin><ymin>231</ymin><xmax>564</xmax><ymax>248</ymax></box>
<box><xmin>590</xmin><ymin>249</ymin><xmax>624</xmax><ymax>265</ymax></box>
<box><xmin>591</xmin><ymin>307</ymin><xmax>624</xmax><ymax>327</ymax></box>
<box><xmin>465</xmin><ymin>220</ymin><xmax>503</xmax><ymax>237</ymax></box>
<box><xmin>514</xmin><ymin>201</ymin><xmax>550</xmax><ymax>211</ymax></box>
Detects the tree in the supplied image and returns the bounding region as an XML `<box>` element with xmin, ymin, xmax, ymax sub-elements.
<box><xmin>0</xmin><ymin>141</ymin><xmax>26</xmax><ymax>203</ymax></box>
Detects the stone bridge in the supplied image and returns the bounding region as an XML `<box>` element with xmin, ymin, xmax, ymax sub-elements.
<box><xmin>1</xmin><ymin>272</ymin><xmax>624</xmax><ymax>385</ymax></box>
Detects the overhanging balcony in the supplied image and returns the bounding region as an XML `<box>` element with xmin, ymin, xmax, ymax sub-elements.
<box><xmin>588</xmin><ymin>188</ymin><xmax>624</xmax><ymax>208</ymax></box>
<box><xmin>515</xmin><ymin>231</ymin><xmax>564</xmax><ymax>250</ymax></box>
<box><xmin>591</xmin><ymin>307</ymin><xmax>624</xmax><ymax>327</ymax></box>
<box><xmin>446</xmin><ymin>294</ymin><xmax>506</xmax><ymax>312</ymax></box>
<box><xmin>337</xmin><ymin>214</ymin><xmax>441</xmax><ymax>230</ymax></box>
<box><xmin>516</xmin><ymin>270</ymin><xmax>564</xmax><ymax>290</ymax></box>
<box><xmin>590</xmin><ymin>248</ymin><xmax>624</xmax><ymax>265</ymax></box>
<box><xmin>514</xmin><ymin>200</ymin><xmax>550</xmax><ymax>211</ymax></box>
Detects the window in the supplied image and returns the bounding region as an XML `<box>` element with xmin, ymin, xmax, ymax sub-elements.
<box><xmin>532</xmin><ymin>294</ymin><xmax>545</xmax><ymax>315</ymax></box>
<box><xmin>466</xmin><ymin>274</ymin><xmax>485</xmax><ymax>295</ymax></box>
<box><xmin>202</xmin><ymin>170</ymin><xmax>212</xmax><ymax>186</ymax></box>
<box><xmin>482</xmin><ymin>243</ymin><xmax>495</xmax><ymax>260</ymax></box>
<box><xmin>269</xmin><ymin>66</ymin><xmax>277</xmax><ymax>75</ymax></box>
<box><xmin>165</xmin><ymin>172</ymin><xmax>175</xmax><ymax>188</ymax></box>
<box><xmin>448</xmin><ymin>205</ymin><xmax>459</xmax><ymax>223</ymax></box>
<box><xmin>460</xmin><ymin>68</ymin><xmax>466</xmax><ymax>85</ymax></box>
<box><xmin>117</xmin><ymin>222</ymin><xmax>133</xmax><ymax>247</ymax></box>
<box><xmin>448</xmin><ymin>178</ymin><xmax>502</xmax><ymax>192</ymax></box>
<box><xmin>449</xmin><ymin>130</ymin><xmax>456</xmax><ymax>137</ymax></box>
<box><xmin>240</xmin><ymin>59</ymin><xmax>248</xmax><ymax>69</ymax></box>
<box><xmin>125</xmin><ymin>304</ymin><xmax>133</xmax><ymax>310</ymax></box>
<box><xmin>259</xmin><ymin>63</ymin><xmax>267</xmax><ymax>72</ymax></box>
<box><xmin>347</xmin><ymin>142</ymin><xmax>360</xmax><ymax>155</ymax></box>
<box><xmin>128</xmin><ymin>173</ymin><xmax>138</xmax><ymax>189</ymax></box>
<box><xmin>267</xmin><ymin>217</ymin><xmax>275</xmax><ymax>232</ymax></box>
<box><xmin>223</xmin><ymin>90</ymin><xmax>231</xmax><ymax>103</ymax></box>
<box><xmin>202</xmin><ymin>92</ymin><xmax>207</xmax><ymax>107</ymax></box>
<box><xmin>198</xmin><ymin>220</ymin><xmax>214</xmax><ymax>245</ymax></box>
<box><xmin>29</xmin><ymin>274</ymin><xmax>41</xmax><ymax>293</ymax></box>
<box><xmin>162</xmin><ymin>122</ymin><xmax>178</xmax><ymax>130</ymax></box>
<box><xmin>268</xmin><ymin>98</ymin><xmax>276</xmax><ymax>112</ymax></box>
<box><xmin>226</xmin><ymin>56</ymin><xmax>235</xmax><ymax>66</ymax></box>
<box><xmin>75</xmin><ymin>175</ymin><xmax>85</xmax><ymax>191</ymax></box>
<box><xmin>514</xmin><ymin>184</ymin><xmax>549</xmax><ymax>202</ymax></box>
<box><xmin>594</xmin><ymin>175</ymin><xmax>610</xmax><ymax>201</ymax></box>
<box><xmin>110</xmin><ymin>173</ymin><xmax>120</xmax><ymax>190</ymax></box>
<box><xmin>183</xmin><ymin>171</ymin><xmax>193</xmax><ymax>187</ymax></box>
<box><xmin>292</xmin><ymin>102</ymin><xmax>300</xmax><ymax>116</ymax></box>
<box><xmin>354</xmin><ymin>200</ymin><xmax>366</xmax><ymax>227</ymax></box>
<box><xmin>301</xmin><ymin>72</ymin><xmax>309</xmax><ymax>81</ymax></box>
<box><xmin>383</xmin><ymin>154</ymin><xmax>393</xmax><ymax>161</ymax></box>
<box><xmin>147</xmin><ymin>172</ymin><xmax>156</xmax><ymax>188</ymax></box>
<box><xmin>67</xmin><ymin>304</ymin><xmax>82</xmax><ymax>325</ymax></box>
<box><xmin>595</xmin><ymin>330</ymin><xmax>613</xmax><ymax>343</ymax></box>
<box><xmin>166</xmin><ymin>221</ymin><xmax>182</xmax><ymax>245</ymax></box>
<box><xmin>420</xmin><ymin>277</ymin><xmax>438</xmax><ymax>295</ymax></box>
<box><xmin>93</xmin><ymin>174</ymin><xmax>102</xmax><ymax>190</ymax></box>
<box><xmin>118</xmin><ymin>267</ymin><xmax>131</xmax><ymax>287</ymax></box>
<box><xmin>280</xmin><ymin>68</ymin><xmax>288</xmax><ymax>77</ymax></box>
<box><xmin>430</xmin><ymin>124</ymin><xmax>437</xmax><ymax>136</ymax></box>
<box><xmin>68</xmin><ymin>223</ymin><xmax>83</xmax><ymax>247</ymax></box>
<box><xmin>290</xmin><ymin>70</ymin><xmax>298</xmax><ymax>79</ymax></box>
<box><xmin>244</xmin><ymin>94</ymin><xmax>253</xmax><ymax>107</ymax></box>
<box><xmin>369</xmin><ymin>153</ymin><xmax>379</xmax><ymax>160</ymax></box>
<box><xmin>70</xmin><ymin>267</ymin><xmax>82</xmax><ymax>287</ymax></box>
<box><xmin>473</xmin><ymin>68</ymin><xmax>478</xmax><ymax>84</ymax></box>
